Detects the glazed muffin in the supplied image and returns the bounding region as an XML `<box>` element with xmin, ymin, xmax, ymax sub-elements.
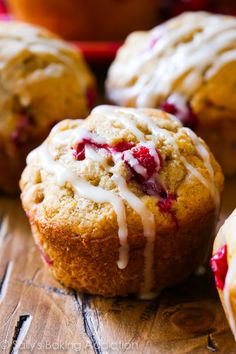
<box><xmin>20</xmin><ymin>105</ymin><xmax>224</xmax><ymax>298</ymax></box>
<box><xmin>211</xmin><ymin>209</ymin><xmax>236</xmax><ymax>340</ymax></box>
<box><xmin>0</xmin><ymin>21</ymin><xmax>95</xmax><ymax>194</ymax></box>
<box><xmin>106</xmin><ymin>11</ymin><xmax>236</xmax><ymax>175</ymax></box>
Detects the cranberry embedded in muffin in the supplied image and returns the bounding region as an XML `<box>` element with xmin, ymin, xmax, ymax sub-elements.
<box><xmin>20</xmin><ymin>105</ymin><xmax>223</xmax><ymax>298</ymax></box>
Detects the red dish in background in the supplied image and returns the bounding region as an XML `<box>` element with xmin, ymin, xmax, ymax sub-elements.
<box><xmin>72</xmin><ymin>41</ymin><xmax>123</xmax><ymax>63</ymax></box>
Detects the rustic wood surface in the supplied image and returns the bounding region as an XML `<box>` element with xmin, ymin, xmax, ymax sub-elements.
<box><xmin>0</xmin><ymin>179</ymin><xmax>236</xmax><ymax>354</ymax></box>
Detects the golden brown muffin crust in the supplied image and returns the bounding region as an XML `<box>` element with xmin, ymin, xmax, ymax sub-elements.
<box><xmin>21</xmin><ymin>106</ymin><xmax>224</xmax><ymax>297</ymax></box>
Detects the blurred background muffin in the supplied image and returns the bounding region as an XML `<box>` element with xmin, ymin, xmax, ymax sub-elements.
<box><xmin>106</xmin><ymin>11</ymin><xmax>236</xmax><ymax>175</ymax></box>
<box><xmin>0</xmin><ymin>21</ymin><xmax>95</xmax><ymax>194</ymax></box>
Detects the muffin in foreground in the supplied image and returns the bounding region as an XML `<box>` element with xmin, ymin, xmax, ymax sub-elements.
<box><xmin>211</xmin><ymin>209</ymin><xmax>236</xmax><ymax>340</ymax></box>
<box><xmin>20</xmin><ymin>105</ymin><xmax>223</xmax><ymax>298</ymax></box>
<box><xmin>0</xmin><ymin>21</ymin><xmax>95</xmax><ymax>194</ymax></box>
<box><xmin>106</xmin><ymin>11</ymin><xmax>236</xmax><ymax>175</ymax></box>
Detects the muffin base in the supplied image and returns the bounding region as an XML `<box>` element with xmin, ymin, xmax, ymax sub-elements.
<box><xmin>26</xmin><ymin>206</ymin><xmax>218</xmax><ymax>297</ymax></box>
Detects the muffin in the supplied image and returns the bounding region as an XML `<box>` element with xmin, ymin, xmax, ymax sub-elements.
<box><xmin>7</xmin><ymin>0</ymin><xmax>160</xmax><ymax>41</ymax></box>
<box><xmin>20</xmin><ymin>105</ymin><xmax>224</xmax><ymax>298</ymax></box>
<box><xmin>211</xmin><ymin>209</ymin><xmax>236</xmax><ymax>340</ymax></box>
<box><xmin>106</xmin><ymin>11</ymin><xmax>236</xmax><ymax>175</ymax></box>
<box><xmin>0</xmin><ymin>21</ymin><xmax>95</xmax><ymax>194</ymax></box>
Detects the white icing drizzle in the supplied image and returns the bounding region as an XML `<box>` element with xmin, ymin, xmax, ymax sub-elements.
<box><xmin>134</xmin><ymin>110</ymin><xmax>219</xmax><ymax>207</ymax></box>
<box><xmin>29</xmin><ymin>110</ymin><xmax>158</xmax><ymax>296</ymax></box>
<box><xmin>167</xmin><ymin>93</ymin><xmax>190</xmax><ymax>119</ymax></box>
<box><xmin>94</xmin><ymin>105</ymin><xmax>219</xmax><ymax>207</ymax></box>
<box><xmin>122</xmin><ymin>150</ymin><xmax>147</xmax><ymax>178</ymax></box>
<box><xmin>93</xmin><ymin>105</ymin><xmax>177</xmax><ymax>145</ymax></box>
<box><xmin>224</xmin><ymin>252</ymin><xmax>236</xmax><ymax>340</ymax></box>
<box><xmin>183</xmin><ymin>127</ymin><xmax>220</xmax><ymax>208</ymax></box>
<box><xmin>28</xmin><ymin>144</ymin><xmax>129</xmax><ymax>270</ymax></box>
<box><xmin>0</xmin><ymin>22</ymin><xmax>89</xmax><ymax>101</ymax></box>
<box><xmin>93</xmin><ymin>105</ymin><xmax>219</xmax><ymax>294</ymax></box>
<box><xmin>113</xmin><ymin>112</ymin><xmax>145</xmax><ymax>141</ymax></box>
<box><xmin>93</xmin><ymin>106</ymin><xmax>163</xmax><ymax>296</ymax></box>
<box><xmin>107</xmin><ymin>12</ymin><xmax>236</xmax><ymax>106</ymax></box>
<box><xmin>215</xmin><ymin>210</ymin><xmax>236</xmax><ymax>251</ymax></box>
<box><xmin>85</xmin><ymin>145</ymin><xmax>107</xmax><ymax>163</ymax></box>
<box><xmin>112</xmin><ymin>174</ymin><xmax>155</xmax><ymax>295</ymax></box>
<box><xmin>51</xmin><ymin>125</ymin><xmax>106</xmax><ymax>148</ymax></box>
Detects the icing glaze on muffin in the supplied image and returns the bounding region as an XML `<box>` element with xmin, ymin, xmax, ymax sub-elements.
<box><xmin>21</xmin><ymin>106</ymin><xmax>223</xmax><ymax>298</ymax></box>
<box><xmin>106</xmin><ymin>12</ymin><xmax>236</xmax><ymax>175</ymax></box>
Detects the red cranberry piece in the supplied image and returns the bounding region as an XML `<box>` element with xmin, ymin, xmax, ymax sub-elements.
<box><xmin>160</xmin><ymin>101</ymin><xmax>178</xmax><ymax>115</ymax></box>
<box><xmin>11</xmin><ymin>115</ymin><xmax>33</xmax><ymax>147</ymax></box>
<box><xmin>142</xmin><ymin>178</ymin><xmax>178</xmax><ymax>228</ymax></box>
<box><xmin>161</xmin><ymin>98</ymin><xmax>197</xmax><ymax>130</ymax></box>
<box><xmin>112</xmin><ymin>141</ymin><xmax>135</xmax><ymax>153</ymax></box>
<box><xmin>37</xmin><ymin>245</ymin><xmax>53</xmax><ymax>267</ymax></box>
<box><xmin>158</xmin><ymin>192</ymin><xmax>178</xmax><ymax>228</ymax></box>
<box><xmin>158</xmin><ymin>192</ymin><xmax>175</xmax><ymax>213</ymax></box>
<box><xmin>132</xmin><ymin>146</ymin><xmax>159</xmax><ymax>177</ymax></box>
<box><xmin>86</xmin><ymin>87</ymin><xmax>96</xmax><ymax>110</ymax></box>
<box><xmin>73</xmin><ymin>137</ymin><xmax>110</xmax><ymax>161</ymax></box>
<box><xmin>124</xmin><ymin>145</ymin><xmax>162</xmax><ymax>181</ymax></box>
<box><xmin>73</xmin><ymin>141</ymin><xmax>86</xmax><ymax>160</ymax></box>
<box><xmin>73</xmin><ymin>138</ymin><xmax>135</xmax><ymax>161</ymax></box>
<box><xmin>210</xmin><ymin>245</ymin><xmax>228</xmax><ymax>290</ymax></box>
<box><xmin>142</xmin><ymin>178</ymin><xmax>165</xmax><ymax>196</ymax></box>
<box><xmin>142</xmin><ymin>179</ymin><xmax>175</xmax><ymax>213</ymax></box>
<box><xmin>83</xmin><ymin>138</ymin><xmax>110</xmax><ymax>152</ymax></box>
<box><xmin>142</xmin><ymin>178</ymin><xmax>177</xmax><ymax>214</ymax></box>
<box><xmin>11</xmin><ymin>130</ymin><xmax>23</xmax><ymax>146</ymax></box>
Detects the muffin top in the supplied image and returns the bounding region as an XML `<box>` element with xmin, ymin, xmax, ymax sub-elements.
<box><xmin>21</xmin><ymin>105</ymin><xmax>223</xmax><ymax>295</ymax></box>
<box><xmin>106</xmin><ymin>11</ymin><xmax>236</xmax><ymax>111</ymax></box>
<box><xmin>0</xmin><ymin>21</ymin><xmax>94</xmax><ymax>138</ymax></box>
<box><xmin>0</xmin><ymin>21</ymin><xmax>92</xmax><ymax>86</ymax></box>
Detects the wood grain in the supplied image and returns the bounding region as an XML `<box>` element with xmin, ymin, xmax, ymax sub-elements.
<box><xmin>0</xmin><ymin>179</ymin><xmax>236</xmax><ymax>354</ymax></box>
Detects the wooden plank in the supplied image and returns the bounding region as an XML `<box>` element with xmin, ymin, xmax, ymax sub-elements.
<box><xmin>0</xmin><ymin>179</ymin><xmax>235</xmax><ymax>354</ymax></box>
<box><xmin>0</xmin><ymin>199</ymin><xmax>93</xmax><ymax>354</ymax></box>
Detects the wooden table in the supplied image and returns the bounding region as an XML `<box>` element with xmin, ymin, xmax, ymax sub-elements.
<box><xmin>0</xmin><ymin>178</ymin><xmax>236</xmax><ymax>353</ymax></box>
